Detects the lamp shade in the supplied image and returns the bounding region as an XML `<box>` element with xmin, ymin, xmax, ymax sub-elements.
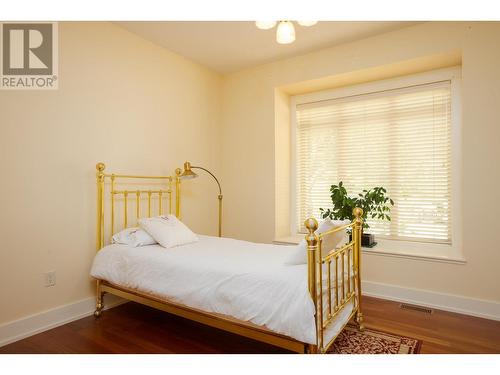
<box><xmin>276</xmin><ymin>21</ymin><xmax>295</xmax><ymax>44</ymax></box>
<box><xmin>179</xmin><ymin>161</ymin><xmax>198</xmax><ymax>179</ymax></box>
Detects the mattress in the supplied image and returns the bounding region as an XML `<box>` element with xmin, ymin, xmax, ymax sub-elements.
<box><xmin>90</xmin><ymin>235</ymin><xmax>354</xmax><ymax>345</ymax></box>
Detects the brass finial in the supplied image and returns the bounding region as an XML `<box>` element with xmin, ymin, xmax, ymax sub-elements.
<box><xmin>305</xmin><ymin>217</ymin><xmax>319</xmax><ymax>247</ymax></box>
<box><xmin>96</xmin><ymin>162</ymin><xmax>105</xmax><ymax>172</ymax></box>
<box><xmin>305</xmin><ymin>217</ymin><xmax>318</xmax><ymax>233</ymax></box>
<box><xmin>175</xmin><ymin>167</ymin><xmax>182</xmax><ymax>176</ymax></box>
<box><xmin>352</xmin><ymin>207</ymin><xmax>363</xmax><ymax>218</ymax></box>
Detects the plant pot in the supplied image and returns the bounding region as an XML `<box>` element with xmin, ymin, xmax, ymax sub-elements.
<box><xmin>349</xmin><ymin>233</ymin><xmax>377</xmax><ymax>248</ymax></box>
<box><xmin>362</xmin><ymin>233</ymin><xmax>376</xmax><ymax>247</ymax></box>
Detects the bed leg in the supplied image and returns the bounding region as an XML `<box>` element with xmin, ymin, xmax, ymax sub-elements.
<box><xmin>356</xmin><ymin>311</ymin><xmax>365</xmax><ymax>331</ymax></box>
<box><xmin>94</xmin><ymin>280</ymin><xmax>104</xmax><ymax>317</ymax></box>
<box><xmin>305</xmin><ymin>344</ymin><xmax>318</xmax><ymax>354</ymax></box>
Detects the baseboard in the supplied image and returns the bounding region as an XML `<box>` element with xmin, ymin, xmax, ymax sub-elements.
<box><xmin>0</xmin><ymin>294</ymin><xmax>126</xmax><ymax>347</ymax></box>
<box><xmin>363</xmin><ymin>280</ymin><xmax>500</xmax><ymax>321</ymax></box>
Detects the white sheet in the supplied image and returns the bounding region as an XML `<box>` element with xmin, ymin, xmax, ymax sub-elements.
<box><xmin>90</xmin><ymin>235</ymin><xmax>354</xmax><ymax>345</ymax></box>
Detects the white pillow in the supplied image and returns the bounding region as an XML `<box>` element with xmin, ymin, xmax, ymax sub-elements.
<box><xmin>111</xmin><ymin>227</ymin><xmax>157</xmax><ymax>247</ymax></box>
<box><xmin>284</xmin><ymin>239</ymin><xmax>308</xmax><ymax>266</ymax></box>
<box><xmin>317</xmin><ymin>218</ymin><xmax>350</xmax><ymax>255</ymax></box>
<box><xmin>139</xmin><ymin>215</ymin><xmax>199</xmax><ymax>248</ymax></box>
<box><xmin>284</xmin><ymin>219</ymin><xmax>350</xmax><ymax>265</ymax></box>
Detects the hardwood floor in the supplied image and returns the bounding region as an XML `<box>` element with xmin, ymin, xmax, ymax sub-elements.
<box><xmin>1</xmin><ymin>296</ymin><xmax>499</xmax><ymax>354</ymax></box>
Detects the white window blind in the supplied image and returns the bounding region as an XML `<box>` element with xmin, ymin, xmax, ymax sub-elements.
<box><xmin>295</xmin><ymin>81</ymin><xmax>452</xmax><ymax>244</ymax></box>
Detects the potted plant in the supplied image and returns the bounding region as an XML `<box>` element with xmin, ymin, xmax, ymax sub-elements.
<box><xmin>319</xmin><ymin>181</ymin><xmax>394</xmax><ymax>247</ymax></box>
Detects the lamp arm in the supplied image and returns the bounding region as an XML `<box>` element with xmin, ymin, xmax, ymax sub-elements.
<box><xmin>191</xmin><ymin>166</ymin><xmax>222</xmax><ymax>196</ymax></box>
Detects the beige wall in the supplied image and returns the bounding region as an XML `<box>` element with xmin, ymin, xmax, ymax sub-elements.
<box><xmin>221</xmin><ymin>22</ymin><xmax>500</xmax><ymax>303</ymax></box>
<box><xmin>0</xmin><ymin>22</ymin><xmax>222</xmax><ymax>324</ymax></box>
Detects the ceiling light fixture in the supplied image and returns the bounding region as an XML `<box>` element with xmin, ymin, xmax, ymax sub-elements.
<box><xmin>255</xmin><ymin>21</ymin><xmax>318</xmax><ymax>44</ymax></box>
<box><xmin>276</xmin><ymin>21</ymin><xmax>295</xmax><ymax>44</ymax></box>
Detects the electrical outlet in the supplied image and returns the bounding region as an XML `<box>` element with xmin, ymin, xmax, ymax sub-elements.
<box><xmin>44</xmin><ymin>271</ymin><xmax>56</xmax><ymax>287</ymax></box>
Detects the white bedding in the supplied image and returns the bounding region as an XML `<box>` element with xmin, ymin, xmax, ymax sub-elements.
<box><xmin>90</xmin><ymin>235</ymin><xmax>354</xmax><ymax>345</ymax></box>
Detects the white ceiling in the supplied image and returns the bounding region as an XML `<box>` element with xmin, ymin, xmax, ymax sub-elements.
<box><xmin>118</xmin><ymin>21</ymin><xmax>417</xmax><ymax>74</ymax></box>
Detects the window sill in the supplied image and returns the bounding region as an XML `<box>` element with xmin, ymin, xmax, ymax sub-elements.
<box><xmin>273</xmin><ymin>235</ymin><xmax>466</xmax><ymax>265</ymax></box>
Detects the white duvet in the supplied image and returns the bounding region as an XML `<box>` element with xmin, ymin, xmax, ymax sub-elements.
<box><xmin>90</xmin><ymin>235</ymin><xmax>353</xmax><ymax>344</ymax></box>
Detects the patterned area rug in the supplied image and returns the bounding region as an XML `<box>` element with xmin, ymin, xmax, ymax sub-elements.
<box><xmin>328</xmin><ymin>324</ymin><xmax>421</xmax><ymax>354</ymax></box>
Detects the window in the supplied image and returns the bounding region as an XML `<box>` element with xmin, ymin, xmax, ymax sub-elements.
<box><xmin>293</xmin><ymin>70</ymin><xmax>459</xmax><ymax>247</ymax></box>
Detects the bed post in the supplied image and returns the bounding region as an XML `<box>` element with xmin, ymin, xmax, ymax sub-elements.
<box><xmin>96</xmin><ymin>163</ymin><xmax>105</xmax><ymax>250</ymax></box>
<box><xmin>305</xmin><ymin>218</ymin><xmax>319</xmax><ymax>354</ymax></box>
<box><xmin>353</xmin><ymin>207</ymin><xmax>364</xmax><ymax>331</ymax></box>
<box><xmin>94</xmin><ymin>163</ymin><xmax>106</xmax><ymax>317</ymax></box>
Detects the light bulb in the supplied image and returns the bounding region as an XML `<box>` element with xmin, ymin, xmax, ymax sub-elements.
<box><xmin>276</xmin><ymin>21</ymin><xmax>295</xmax><ymax>44</ymax></box>
<box><xmin>298</xmin><ymin>21</ymin><xmax>318</xmax><ymax>27</ymax></box>
<box><xmin>255</xmin><ymin>21</ymin><xmax>277</xmax><ymax>30</ymax></box>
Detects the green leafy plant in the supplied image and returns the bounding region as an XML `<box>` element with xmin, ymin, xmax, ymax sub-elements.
<box><xmin>319</xmin><ymin>181</ymin><xmax>394</xmax><ymax>230</ymax></box>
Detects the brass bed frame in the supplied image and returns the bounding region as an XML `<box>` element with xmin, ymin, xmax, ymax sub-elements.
<box><xmin>93</xmin><ymin>162</ymin><xmax>364</xmax><ymax>354</ymax></box>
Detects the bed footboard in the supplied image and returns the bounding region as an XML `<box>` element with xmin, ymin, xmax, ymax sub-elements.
<box><xmin>305</xmin><ymin>208</ymin><xmax>364</xmax><ymax>353</ymax></box>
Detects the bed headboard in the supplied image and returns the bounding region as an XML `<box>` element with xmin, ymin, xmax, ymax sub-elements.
<box><xmin>95</xmin><ymin>162</ymin><xmax>182</xmax><ymax>250</ymax></box>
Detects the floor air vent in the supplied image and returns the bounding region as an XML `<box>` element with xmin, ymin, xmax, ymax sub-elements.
<box><xmin>399</xmin><ymin>303</ymin><xmax>433</xmax><ymax>314</ymax></box>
